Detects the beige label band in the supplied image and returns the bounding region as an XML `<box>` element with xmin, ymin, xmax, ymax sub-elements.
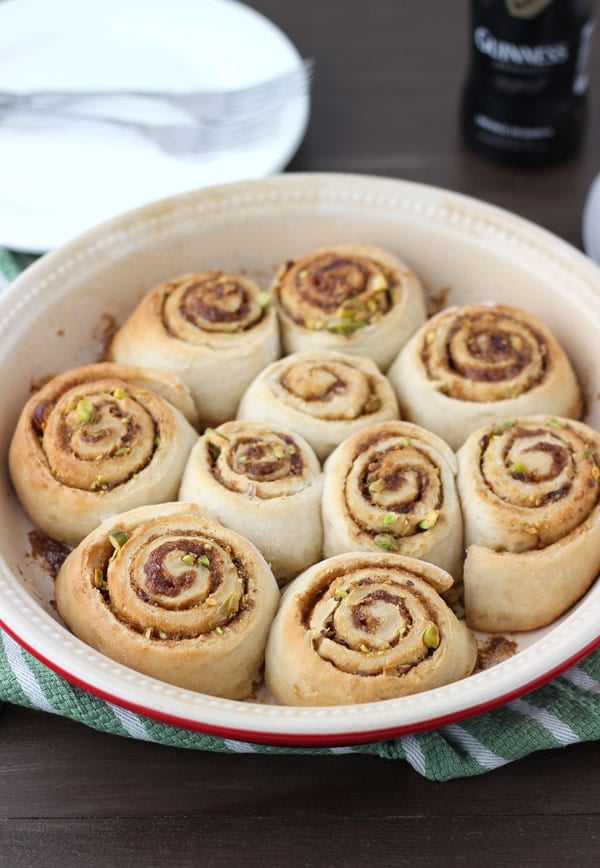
<box><xmin>505</xmin><ymin>0</ymin><xmax>555</xmax><ymax>18</ymax></box>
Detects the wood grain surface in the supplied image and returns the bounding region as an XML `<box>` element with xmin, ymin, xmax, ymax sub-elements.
<box><xmin>1</xmin><ymin>1</ymin><xmax>599</xmax><ymax>865</ymax></box>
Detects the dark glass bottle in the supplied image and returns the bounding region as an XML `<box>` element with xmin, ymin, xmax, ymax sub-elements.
<box><xmin>461</xmin><ymin>0</ymin><xmax>596</xmax><ymax>167</ymax></box>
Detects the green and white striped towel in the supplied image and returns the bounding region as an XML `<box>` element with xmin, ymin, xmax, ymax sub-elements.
<box><xmin>1</xmin><ymin>248</ymin><xmax>599</xmax><ymax>781</ymax></box>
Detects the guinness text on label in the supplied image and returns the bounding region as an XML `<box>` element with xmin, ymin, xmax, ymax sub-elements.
<box><xmin>474</xmin><ymin>26</ymin><xmax>569</xmax><ymax>67</ymax></box>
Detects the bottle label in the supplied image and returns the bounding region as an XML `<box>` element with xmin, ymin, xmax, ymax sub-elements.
<box><xmin>474</xmin><ymin>26</ymin><xmax>569</xmax><ymax>68</ymax></box>
<box><xmin>505</xmin><ymin>0</ymin><xmax>555</xmax><ymax>19</ymax></box>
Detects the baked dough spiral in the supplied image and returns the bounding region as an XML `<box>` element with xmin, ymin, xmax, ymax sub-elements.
<box><xmin>272</xmin><ymin>243</ymin><xmax>427</xmax><ymax>370</ymax></box>
<box><xmin>265</xmin><ymin>552</ymin><xmax>477</xmax><ymax>706</ymax></box>
<box><xmin>9</xmin><ymin>363</ymin><xmax>198</xmax><ymax>546</ymax></box>
<box><xmin>237</xmin><ymin>350</ymin><xmax>400</xmax><ymax>461</ymax></box>
<box><xmin>179</xmin><ymin>420</ymin><xmax>323</xmax><ymax>585</ymax></box>
<box><xmin>388</xmin><ymin>303</ymin><xmax>583</xmax><ymax>450</ymax></box>
<box><xmin>456</xmin><ymin>416</ymin><xmax>600</xmax><ymax>631</ymax></box>
<box><xmin>322</xmin><ymin>421</ymin><xmax>463</xmax><ymax>579</ymax></box>
<box><xmin>55</xmin><ymin>502</ymin><xmax>280</xmax><ymax>698</ymax></box>
<box><xmin>109</xmin><ymin>271</ymin><xmax>280</xmax><ymax>426</ymax></box>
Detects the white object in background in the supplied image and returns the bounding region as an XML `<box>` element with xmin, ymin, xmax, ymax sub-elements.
<box><xmin>583</xmin><ymin>174</ymin><xmax>600</xmax><ymax>265</ymax></box>
<box><xmin>0</xmin><ymin>0</ymin><xmax>310</xmax><ymax>252</ymax></box>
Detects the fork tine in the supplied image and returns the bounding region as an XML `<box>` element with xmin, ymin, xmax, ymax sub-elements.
<box><xmin>179</xmin><ymin>59</ymin><xmax>315</xmax><ymax>121</ymax></box>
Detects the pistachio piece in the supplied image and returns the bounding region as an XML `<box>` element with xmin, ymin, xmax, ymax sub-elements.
<box><xmin>382</xmin><ymin>512</ymin><xmax>398</xmax><ymax>525</ymax></box>
<box><xmin>418</xmin><ymin>512</ymin><xmax>439</xmax><ymax>530</ymax></box>
<box><xmin>370</xmin><ymin>273</ymin><xmax>388</xmax><ymax>292</ymax></box>
<box><xmin>76</xmin><ymin>399</ymin><xmax>93</xmax><ymax>423</ymax></box>
<box><xmin>108</xmin><ymin>531</ymin><xmax>128</xmax><ymax>559</ymax></box>
<box><xmin>93</xmin><ymin>568</ymin><xmax>106</xmax><ymax>590</ymax></box>
<box><xmin>256</xmin><ymin>291</ymin><xmax>271</xmax><ymax>309</ymax></box>
<box><xmin>510</xmin><ymin>461</ymin><xmax>525</xmax><ymax>474</ymax></box>
<box><xmin>226</xmin><ymin>593</ymin><xmax>240</xmax><ymax>619</ymax></box>
<box><xmin>374</xmin><ymin>534</ymin><xmax>397</xmax><ymax>552</ymax></box>
<box><xmin>422</xmin><ymin>623</ymin><xmax>440</xmax><ymax>649</ymax></box>
<box><xmin>112</xmin><ymin>387</ymin><xmax>128</xmax><ymax>400</ymax></box>
<box><xmin>198</xmin><ymin>554</ymin><xmax>210</xmax><ymax>568</ymax></box>
<box><xmin>181</xmin><ymin>553</ymin><xmax>197</xmax><ymax>566</ymax></box>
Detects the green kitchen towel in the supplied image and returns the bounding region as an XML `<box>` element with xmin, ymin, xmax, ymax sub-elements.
<box><xmin>1</xmin><ymin>251</ymin><xmax>599</xmax><ymax>781</ymax></box>
<box><xmin>1</xmin><ymin>628</ymin><xmax>598</xmax><ymax>781</ymax></box>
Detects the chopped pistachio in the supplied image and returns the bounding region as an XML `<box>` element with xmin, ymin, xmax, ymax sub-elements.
<box><xmin>360</xmin><ymin>644</ymin><xmax>371</xmax><ymax>654</ymax></box>
<box><xmin>198</xmin><ymin>554</ymin><xmax>210</xmax><ymax>568</ymax></box>
<box><xmin>93</xmin><ymin>568</ymin><xmax>106</xmax><ymax>590</ymax></box>
<box><xmin>582</xmin><ymin>449</ymin><xmax>595</xmax><ymax>459</ymax></box>
<box><xmin>548</xmin><ymin>417</ymin><xmax>564</xmax><ymax>428</ymax></box>
<box><xmin>153</xmin><ymin>436</ymin><xmax>161</xmax><ymax>448</ymax></box>
<box><xmin>114</xmin><ymin>446</ymin><xmax>131</xmax><ymax>457</ymax></box>
<box><xmin>374</xmin><ymin>534</ymin><xmax>396</xmax><ymax>552</ymax></box>
<box><xmin>215</xmin><ymin>626</ymin><xmax>224</xmax><ymax>635</ymax></box>
<box><xmin>77</xmin><ymin>399</ymin><xmax>93</xmax><ymax>423</ymax></box>
<box><xmin>226</xmin><ymin>593</ymin><xmax>240</xmax><ymax>619</ymax></box>
<box><xmin>334</xmin><ymin>588</ymin><xmax>348</xmax><ymax>599</ymax></box>
<box><xmin>205</xmin><ymin>427</ymin><xmax>229</xmax><ymax>442</ymax></box>
<box><xmin>592</xmin><ymin>466</ymin><xmax>600</xmax><ymax>481</ymax></box>
<box><xmin>108</xmin><ymin>531</ymin><xmax>128</xmax><ymax>558</ymax></box>
<box><xmin>509</xmin><ymin>335</ymin><xmax>522</xmax><ymax>350</ymax></box>
<box><xmin>181</xmin><ymin>553</ymin><xmax>197</xmax><ymax>566</ymax></box>
<box><xmin>368</xmin><ymin>478</ymin><xmax>384</xmax><ymax>494</ymax></box>
<box><xmin>256</xmin><ymin>291</ymin><xmax>271</xmax><ymax>309</ymax></box>
<box><xmin>510</xmin><ymin>461</ymin><xmax>525</xmax><ymax>474</ymax></box>
<box><xmin>272</xmin><ymin>446</ymin><xmax>285</xmax><ymax>459</ymax></box>
<box><xmin>287</xmin><ymin>444</ymin><xmax>297</xmax><ymax>455</ymax></box>
<box><xmin>422</xmin><ymin>623</ymin><xmax>440</xmax><ymax>649</ymax></box>
<box><xmin>383</xmin><ymin>512</ymin><xmax>398</xmax><ymax>525</ymax></box>
<box><xmin>298</xmin><ymin>268</ymin><xmax>309</xmax><ymax>279</ymax></box>
<box><xmin>112</xmin><ymin>387</ymin><xmax>128</xmax><ymax>400</ymax></box>
<box><xmin>370</xmin><ymin>273</ymin><xmax>388</xmax><ymax>292</ymax></box>
<box><xmin>418</xmin><ymin>513</ymin><xmax>439</xmax><ymax>530</ymax></box>
<box><xmin>326</xmin><ymin>318</ymin><xmax>368</xmax><ymax>335</ymax></box>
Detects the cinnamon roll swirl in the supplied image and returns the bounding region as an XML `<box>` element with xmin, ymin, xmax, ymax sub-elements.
<box><xmin>9</xmin><ymin>363</ymin><xmax>198</xmax><ymax>546</ymax></box>
<box><xmin>272</xmin><ymin>243</ymin><xmax>426</xmax><ymax>370</ymax></box>
<box><xmin>55</xmin><ymin>502</ymin><xmax>280</xmax><ymax>698</ymax></box>
<box><xmin>322</xmin><ymin>422</ymin><xmax>463</xmax><ymax>579</ymax></box>
<box><xmin>236</xmin><ymin>350</ymin><xmax>400</xmax><ymax>461</ymax></box>
<box><xmin>387</xmin><ymin>303</ymin><xmax>583</xmax><ymax>450</ymax></box>
<box><xmin>108</xmin><ymin>271</ymin><xmax>280</xmax><ymax>426</ymax></box>
<box><xmin>457</xmin><ymin>416</ymin><xmax>600</xmax><ymax>631</ymax></box>
<box><xmin>179</xmin><ymin>421</ymin><xmax>323</xmax><ymax>585</ymax></box>
<box><xmin>265</xmin><ymin>552</ymin><xmax>477</xmax><ymax>706</ymax></box>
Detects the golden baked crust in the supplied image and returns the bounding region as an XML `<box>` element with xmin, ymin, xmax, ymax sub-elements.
<box><xmin>388</xmin><ymin>303</ymin><xmax>583</xmax><ymax>450</ymax></box>
<box><xmin>9</xmin><ymin>362</ymin><xmax>198</xmax><ymax>546</ymax></box>
<box><xmin>457</xmin><ymin>415</ymin><xmax>600</xmax><ymax>631</ymax></box>
<box><xmin>272</xmin><ymin>243</ymin><xmax>427</xmax><ymax>370</ymax></box>
<box><xmin>265</xmin><ymin>552</ymin><xmax>476</xmax><ymax>706</ymax></box>
<box><xmin>55</xmin><ymin>502</ymin><xmax>280</xmax><ymax>699</ymax></box>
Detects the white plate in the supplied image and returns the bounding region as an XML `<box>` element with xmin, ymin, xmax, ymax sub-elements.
<box><xmin>0</xmin><ymin>174</ymin><xmax>599</xmax><ymax>746</ymax></box>
<box><xmin>583</xmin><ymin>174</ymin><xmax>600</xmax><ymax>265</ymax></box>
<box><xmin>0</xmin><ymin>0</ymin><xmax>309</xmax><ymax>253</ymax></box>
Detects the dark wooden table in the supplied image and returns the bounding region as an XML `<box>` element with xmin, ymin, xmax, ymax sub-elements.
<box><xmin>2</xmin><ymin>1</ymin><xmax>599</xmax><ymax>865</ymax></box>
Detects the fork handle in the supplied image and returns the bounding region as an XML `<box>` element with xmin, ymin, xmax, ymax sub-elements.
<box><xmin>0</xmin><ymin>89</ymin><xmax>184</xmax><ymax>111</ymax></box>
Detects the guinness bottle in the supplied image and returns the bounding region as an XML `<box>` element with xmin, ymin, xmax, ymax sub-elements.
<box><xmin>461</xmin><ymin>0</ymin><xmax>596</xmax><ymax>166</ymax></box>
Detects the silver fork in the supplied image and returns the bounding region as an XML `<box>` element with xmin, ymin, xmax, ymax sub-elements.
<box><xmin>0</xmin><ymin>108</ymin><xmax>303</xmax><ymax>155</ymax></box>
<box><xmin>0</xmin><ymin>59</ymin><xmax>314</xmax><ymax>124</ymax></box>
